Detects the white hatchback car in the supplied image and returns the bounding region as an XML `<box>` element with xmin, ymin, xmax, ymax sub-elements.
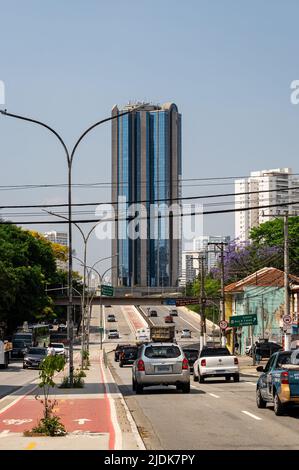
<box><xmin>181</xmin><ymin>329</ymin><xmax>191</xmax><ymax>339</ymax></box>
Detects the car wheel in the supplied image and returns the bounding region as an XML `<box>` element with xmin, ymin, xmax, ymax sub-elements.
<box><xmin>256</xmin><ymin>389</ymin><xmax>267</xmax><ymax>409</ymax></box>
<box><xmin>199</xmin><ymin>375</ymin><xmax>205</xmax><ymax>383</ymax></box>
<box><xmin>225</xmin><ymin>376</ymin><xmax>231</xmax><ymax>382</ymax></box>
<box><xmin>274</xmin><ymin>393</ymin><xmax>285</xmax><ymax>416</ymax></box>
<box><xmin>181</xmin><ymin>383</ymin><xmax>190</xmax><ymax>393</ymax></box>
<box><xmin>132</xmin><ymin>379</ymin><xmax>136</xmax><ymax>391</ymax></box>
<box><xmin>193</xmin><ymin>372</ymin><xmax>199</xmax><ymax>382</ymax></box>
<box><xmin>176</xmin><ymin>384</ymin><xmax>182</xmax><ymax>391</ymax></box>
<box><xmin>136</xmin><ymin>383</ymin><xmax>143</xmax><ymax>394</ymax></box>
<box><xmin>23</xmin><ymin>364</ymin><xmax>27</xmax><ymax>369</ymax></box>
<box><xmin>233</xmin><ymin>374</ymin><xmax>240</xmax><ymax>383</ymax></box>
<box><xmin>119</xmin><ymin>362</ymin><xmax>123</xmax><ymax>368</ymax></box>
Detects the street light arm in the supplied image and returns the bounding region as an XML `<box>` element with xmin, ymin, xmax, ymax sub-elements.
<box><xmin>42</xmin><ymin>209</ymin><xmax>86</xmax><ymax>241</ymax></box>
<box><xmin>70</xmin><ymin>104</ymin><xmax>146</xmax><ymax>163</ymax></box>
<box><xmin>0</xmin><ymin>110</ymin><xmax>70</xmax><ymax>164</ymax></box>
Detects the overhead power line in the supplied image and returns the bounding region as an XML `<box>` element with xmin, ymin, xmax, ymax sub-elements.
<box><xmin>1</xmin><ymin>184</ymin><xmax>299</xmax><ymax>210</ymax></box>
<box><xmin>1</xmin><ymin>200</ymin><xmax>299</xmax><ymax>225</ymax></box>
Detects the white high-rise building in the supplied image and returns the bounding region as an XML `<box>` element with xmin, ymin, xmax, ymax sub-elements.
<box><xmin>235</xmin><ymin>168</ymin><xmax>299</xmax><ymax>244</ymax></box>
<box><xmin>44</xmin><ymin>231</ymin><xmax>68</xmax><ymax>270</ymax></box>
<box><xmin>193</xmin><ymin>235</ymin><xmax>230</xmax><ymax>272</ymax></box>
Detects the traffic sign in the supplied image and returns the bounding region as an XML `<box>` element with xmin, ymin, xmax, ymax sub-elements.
<box><xmin>229</xmin><ymin>314</ymin><xmax>258</xmax><ymax>327</ymax></box>
<box><xmin>219</xmin><ymin>320</ymin><xmax>228</xmax><ymax>330</ymax></box>
<box><xmin>283</xmin><ymin>315</ymin><xmax>292</xmax><ymax>326</ymax></box>
<box><xmin>163</xmin><ymin>299</ymin><xmax>177</xmax><ymax>306</ymax></box>
<box><xmin>175</xmin><ymin>298</ymin><xmax>198</xmax><ymax>306</ymax></box>
<box><xmin>101</xmin><ymin>285</ymin><xmax>114</xmax><ymax>297</ymax></box>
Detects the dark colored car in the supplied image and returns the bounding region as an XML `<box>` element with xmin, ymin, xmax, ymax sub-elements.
<box><xmin>249</xmin><ymin>341</ymin><xmax>282</xmax><ymax>358</ymax></box>
<box><xmin>149</xmin><ymin>310</ymin><xmax>158</xmax><ymax>317</ymax></box>
<box><xmin>119</xmin><ymin>346</ymin><xmax>138</xmax><ymax>367</ymax></box>
<box><xmin>23</xmin><ymin>347</ymin><xmax>47</xmax><ymax>369</ymax></box>
<box><xmin>115</xmin><ymin>344</ymin><xmax>136</xmax><ymax>362</ymax></box>
<box><xmin>183</xmin><ymin>348</ymin><xmax>199</xmax><ymax>372</ymax></box>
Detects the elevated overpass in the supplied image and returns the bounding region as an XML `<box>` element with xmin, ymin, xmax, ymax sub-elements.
<box><xmin>54</xmin><ymin>296</ymin><xmax>172</xmax><ymax>306</ymax></box>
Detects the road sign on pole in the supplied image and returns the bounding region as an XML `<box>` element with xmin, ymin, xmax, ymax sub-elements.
<box><xmin>283</xmin><ymin>314</ymin><xmax>292</xmax><ymax>326</ymax></box>
<box><xmin>219</xmin><ymin>320</ymin><xmax>228</xmax><ymax>330</ymax></box>
<box><xmin>229</xmin><ymin>314</ymin><xmax>258</xmax><ymax>327</ymax></box>
<box><xmin>101</xmin><ymin>285</ymin><xmax>114</xmax><ymax>297</ymax></box>
<box><xmin>175</xmin><ymin>298</ymin><xmax>198</xmax><ymax>307</ymax></box>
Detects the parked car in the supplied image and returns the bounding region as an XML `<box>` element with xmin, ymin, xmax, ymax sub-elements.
<box><xmin>193</xmin><ymin>347</ymin><xmax>239</xmax><ymax>383</ymax></box>
<box><xmin>23</xmin><ymin>347</ymin><xmax>47</xmax><ymax>369</ymax></box>
<box><xmin>181</xmin><ymin>329</ymin><xmax>191</xmax><ymax>339</ymax></box>
<box><xmin>256</xmin><ymin>350</ymin><xmax>299</xmax><ymax>415</ymax></box>
<box><xmin>58</xmin><ymin>324</ymin><xmax>67</xmax><ymax>333</ymax></box>
<box><xmin>107</xmin><ymin>329</ymin><xmax>119</xmax><ymax>339</ymax></box>
<box><xmin>149</xmin><ymin>310</ymin><xmax>158</xmax><ymax>317</ymax></box>
<box><xmin>248</xmin><ymin>341</ymin><xmax>282</xmax><ymax>358</ymax></box>
<box><xmin>107</xmin><ymin>314</ymin><xmax>116</xmax><ymax>322</ymax></box>
<box><xmin>169</xmin><ymin>309</ymin><xmax>178</xmax><ymax>317</ymax></box>
<box><xmin>132</xmin><ymin>342</ymin><xmax>190</xmax><ymax>394</ymax></box>
<box><xmin>119</xmin><ymin>345</ymin><xmax>138</xmax><ymax>367</ymax></box>
<box><xmin>48</xmin><ymin>342</ymin><xmax>66</xmax><ymax>358</ymax></box>
<box><xmin>183</xmin><ymin>348</ymin><xmax>199</xmax><ymax>373</ymax></box>
<box><xmin>164</xmin><ymin>315</ymin><xmax>174</xmax><ymax>323</ymax></box>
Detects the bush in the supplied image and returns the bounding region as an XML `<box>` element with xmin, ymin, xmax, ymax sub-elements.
<box><xmin>27</xmin><ymin>415</ymin><xmax>66</xmax><ymax>437</ymax></box>
<box><xmin>60</xmin><ymin>368</ymin><xmax>85</xmax><ymax>388</ymax></box>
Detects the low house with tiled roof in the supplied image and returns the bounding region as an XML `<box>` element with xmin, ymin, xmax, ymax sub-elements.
<box><xmin>224</xmin><ymin>267</ymin><xmax>299</xmax><ymax>354</ymax></box>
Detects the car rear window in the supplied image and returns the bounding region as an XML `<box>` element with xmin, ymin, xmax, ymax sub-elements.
<box><xmin>200</xmin><ymin>347</ymin><xmax>231</xmax><ymax>357</ymax></box>
<box><xmin>144</xmin><ymin>345</ymin><xmax>181</xmax><ymax>359</ymax></box>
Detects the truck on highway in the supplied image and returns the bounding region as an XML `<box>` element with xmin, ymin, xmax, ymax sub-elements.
<box><xmin>0</xmin><ymin>340</ymin><xmax>12</xmax><ymax>368</ymax></box>
<box><xmin>149</xmin><ymin>325</ymin><xmax>176</xmax><ymax>343</ymax></box>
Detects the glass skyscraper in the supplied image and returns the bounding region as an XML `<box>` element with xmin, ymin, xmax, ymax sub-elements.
<box><xmin>111</xmin><ymin>102</ymin><xmax>182</xmax><ymax>287</ymax></box>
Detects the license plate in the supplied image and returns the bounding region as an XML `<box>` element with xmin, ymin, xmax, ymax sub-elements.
<box><xmin>156</xmin><ymin>365</ymin><xmax>171</xmax><ymax>372</ymax></box>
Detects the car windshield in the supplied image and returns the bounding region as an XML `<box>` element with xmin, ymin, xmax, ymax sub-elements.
<box><xmin>144</xmin><ymin>345</ymin><xmax>181</xmax><ymax>359</ymax></box>
<box><xmin>109</xmin><ymin>330</ymin><xmax>117</xmax><ymax>333</ymax></box>
<box><xmin>124</xmin><ymin>348</ymin><xmax>137</xmax><ymax>355</ymax></box>
<box><xmin>200</xmin><ymin>348</ymin><xmax>231</xmax><ymax>357</ymax></box>
<box><xmin>27</xmin><ymin>348</ymin><xmax>46</xmax><ymax>355</ymax></box>
<box><xmin>49</xmin><ymin>343</ymin><xmax>63</xmax><ymax>348</ymax></box>
<box><xmin>182</xmin><ymin>329</ymin><xmax>190</xmax><ymax>333</ymax></box>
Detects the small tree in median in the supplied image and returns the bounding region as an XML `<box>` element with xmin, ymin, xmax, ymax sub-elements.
<box><xmin>26</xmin><ymin>355</ymin><xmax>66</xmax><ymax>436</ymax></box>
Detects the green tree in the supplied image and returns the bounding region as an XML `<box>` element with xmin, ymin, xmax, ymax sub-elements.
<box><xmin>250</xmin><ymin>216</ymin><xmax>299</xmax><ymax>275</ymax></box>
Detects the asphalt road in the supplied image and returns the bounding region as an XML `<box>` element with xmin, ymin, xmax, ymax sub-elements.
<box><xmin>0</xmin><ymin>359</ymin><xmax>40</xmax><ymax>399</ymax></box>
<box><xmin>107</xmin><ymin>305</ymin><xmax>299</xmax><ymax>450</ymax></box>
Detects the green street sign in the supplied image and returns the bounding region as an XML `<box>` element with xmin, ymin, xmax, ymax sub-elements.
<box><xmin>229</xmin><ymin>314</ymin><xmax>258</xmax><ymax>327</ymax></box>
<box><xmin>101</xmin><ymin>285</ymin><xmax>114</xmax><ymax>297</ymax></box>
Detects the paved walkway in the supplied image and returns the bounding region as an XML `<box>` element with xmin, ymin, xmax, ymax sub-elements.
<box><xmin>238</xmin><ymin>355</ymin><xmax>264</xmax><ymax>377</ymax></box>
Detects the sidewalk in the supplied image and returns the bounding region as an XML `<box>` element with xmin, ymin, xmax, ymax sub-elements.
<box><xmin>238</xmin><ymin>355</ymin><xmax>263</xmax><ymax>378</ymax></box>
<box><xmin>0</xmin><ymin>306</ymin><xmax>144</xmax><ymax>450</ymax></box>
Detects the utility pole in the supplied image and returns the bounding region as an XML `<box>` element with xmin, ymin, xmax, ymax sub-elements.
<box><xmin>209</xmin><ymin>242</ymin><xmax>227</xmax><ymax>347</ymax></box>
<box><xmin>191</xmin><ymin>254</ymin><xmax>206</xmax><ymax>350</ymax></box>
<box><xmin>200</xmin><ymin>255</ymin><xmax>207</xmax><ymax>350</ymax></box>
<box><xmin>284</xmin><ymin>210</ymin><xmax>291</xmax><ymax>351</ymax></box>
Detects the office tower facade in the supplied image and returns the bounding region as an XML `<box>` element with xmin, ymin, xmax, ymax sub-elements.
<box><xmin>111</xmin><ymin>102</ymin><xmax>182</xmax><ymax>287</ymax></box>
<box><xmin>235</xmin><ymin>168</ymin><xmax>299</xmax><ymax>243</ymax></box>
<box><xmin>180</xmin><ymin>250</ymin><xmax>200</xmax><ymax>286</ymax></box>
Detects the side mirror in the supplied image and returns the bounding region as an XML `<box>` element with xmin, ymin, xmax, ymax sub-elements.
<box><xmin>256</xmin><ymin>366</ymin><xmax>264</xmax><ymax>372</ymax></box>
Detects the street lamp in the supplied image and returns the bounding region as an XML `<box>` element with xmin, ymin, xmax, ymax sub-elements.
<box><xmin>79</xmin><ymin>263</ymin><xmax>117</xmax><ymax>350</ymax></box>
<box><xmin>0</xmin><ymin>104</ymin><xmax>144</xmax><ymax>385</ymax></box>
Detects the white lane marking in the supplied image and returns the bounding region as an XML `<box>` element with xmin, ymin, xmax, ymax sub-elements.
<box><xmin>245</xmin><ymin>381</ymin><xmax>256</xmax><ymax>386</ymax></box>
<box><xmin>241</xmin><ymin>411</ymin><xmax>262</xmax><ymax>421</ymax></box>
<box><xmin>177</xmin><ymin>314</ymin><xmax>201</xmax><ymax>333</ymax></box>
<box><xmin>208</xmin><ymin>393</ymin><xmax>220</xmax><ymax>398</ymax></box>
<box><xmin>73</xmin><ymin>418</ymin><xmax>91</xmax><ymax>425</ymax></box>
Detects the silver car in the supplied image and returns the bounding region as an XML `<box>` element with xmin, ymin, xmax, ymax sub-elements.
<box><xmin>132</xmin><ymin>342</ymin><xmax>190</xmax><ymax>394</ymax></box>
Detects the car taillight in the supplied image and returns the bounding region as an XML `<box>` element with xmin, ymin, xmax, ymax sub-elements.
<box><xmin>234</xmin><ymin>357</ymin><xmax>239</xmax><ymax>365</ymax></box>
<box><xmin>201</xmin><ymin>359</ymin><xmax>206</xmax><ymax>367</ymax></box>
<box><xmin>281</xmin><ymin>371</ymin><xmax>289</xmax><ymax>384</ymax></box>
<box><xmin>137</xmin><ymin>359</ymin><xmax>145</xmax><ymax>371</ymax></box>
<box><xmin>182</xmin><ymin>357</ymin><xmax>189</xmax><ymax>370</ymax></box>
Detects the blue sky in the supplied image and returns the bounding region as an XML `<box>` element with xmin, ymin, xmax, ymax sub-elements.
<box><xmin>1</xmin><ymin>0</ymin><xmax>299</xmax><ymax>273</ymax></box>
